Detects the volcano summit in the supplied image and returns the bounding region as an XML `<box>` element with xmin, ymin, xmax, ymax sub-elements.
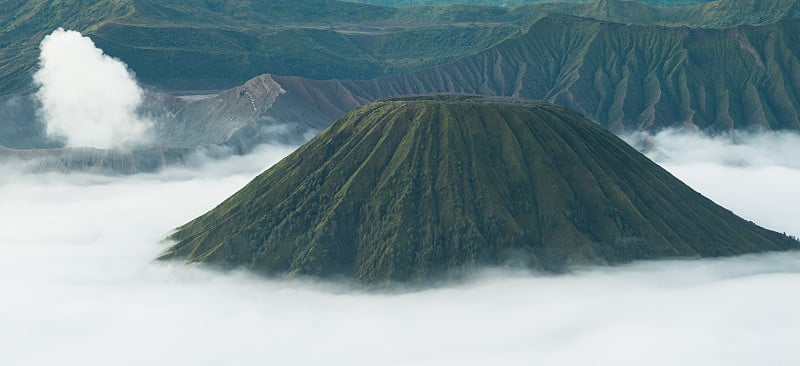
<box><xmin>161</xmin><ymin>96</ymin><xmax>798</xmax><ymax>284</ymax></box>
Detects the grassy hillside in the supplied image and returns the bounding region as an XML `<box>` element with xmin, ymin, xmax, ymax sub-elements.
<box><xmin>162</xmin><ymin>96</ymin><xmax>798</xmax><ymax>284</ymax></box>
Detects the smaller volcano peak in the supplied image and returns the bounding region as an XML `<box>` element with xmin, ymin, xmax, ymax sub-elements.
<box><xmin>161</xmin><ymin>96</ymin><xmax>799</xmax><ymax>285</ymax></box>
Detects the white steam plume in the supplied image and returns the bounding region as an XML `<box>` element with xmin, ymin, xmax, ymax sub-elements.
<box><xmin>33</xmin><ymin>28</ymin><xmax>152</xmax><ymax>149</ymax></box>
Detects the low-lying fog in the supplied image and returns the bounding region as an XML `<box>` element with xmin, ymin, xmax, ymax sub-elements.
<box><xmin>1</xmin><ymin>130</ymin><xmax>798</xmax><ymax>366</ymax></box>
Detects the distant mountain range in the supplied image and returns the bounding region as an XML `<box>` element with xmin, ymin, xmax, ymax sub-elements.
<box><xmin>343</xmin><ymin>0</ymin><xmax>710</xmax><ymax>8</ymax></box>
<box><xmin>272</xmin><ymin>14</ymin><xmax>800</xmax><ymax>133</ymax></box>
<box><xmin>3</xmin><ymin>0</ymin><xmax>800</xmax><ymax>95</ymax></box>
<box><xmin>3</xmin><ymin>0</ymin><xmax>800</xmax><ymax>172</ymax></box>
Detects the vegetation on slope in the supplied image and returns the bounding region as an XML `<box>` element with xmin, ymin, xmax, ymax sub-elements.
<box><xmin>161</xmin><ymin>96</ymin><xmax>799</xmax><ymax>284</ymax></box>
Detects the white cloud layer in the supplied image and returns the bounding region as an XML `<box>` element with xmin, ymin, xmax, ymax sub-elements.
<box><xmin>0</xmin><ymin>131</ymin><xmax>798</xmax><ymax>366</ymax></box>
<box><xmin>33</xmin><ymin>28</ymin><xmax>152</xmax><ymax>149</ymax></box>
<box><xmin>641</xmin><ymin>129</ymin><xmax>800</xmax><ymax>237</ymax></box>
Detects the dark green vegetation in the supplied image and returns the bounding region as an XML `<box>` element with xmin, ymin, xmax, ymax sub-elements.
<box><xmin>161</xmin><ymin>96</ymin><xmax>799</xmax><ymax>284</ymax></box>
<box><xmin>3</xmin><ymin>0</ymin><xmax>800</xmax><ymax>95</ymax></box>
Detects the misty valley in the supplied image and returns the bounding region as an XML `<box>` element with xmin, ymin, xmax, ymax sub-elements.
<box><xmin>1</xmin><ymin>0</ymin><xmax>799</xmax><ymax>365</ymax></box>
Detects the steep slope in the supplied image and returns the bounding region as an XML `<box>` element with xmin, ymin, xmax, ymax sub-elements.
<box><xmin>263</xmin><ymin>15</ymin><xmax>800</xmax><ymax>133</ymax></box>
<box><xmin>161</xmin><ymin>96</ymin><xmax>799</xmax><ymax>284</ymax></box>
<box><xmin>420</xmin><ymin>15</ymin><xmax>800</xmax><ymax>132</ymax></box>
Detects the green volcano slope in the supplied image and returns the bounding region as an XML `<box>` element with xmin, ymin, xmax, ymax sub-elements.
<box><xmin>161</xmin><ymin>96</ymin><xmax>798</xmax><ymax>284</ymax></box>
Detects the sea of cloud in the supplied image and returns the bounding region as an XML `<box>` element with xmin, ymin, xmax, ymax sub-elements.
<box><xmin>643</xmin><ymin>129</ymin><xmax>800</xmax><ymax>238</ymax></box>
<box><xmin>0</xmin><ymin>127</ymin><xmax>798</xmax><ymax>365</ymax></box>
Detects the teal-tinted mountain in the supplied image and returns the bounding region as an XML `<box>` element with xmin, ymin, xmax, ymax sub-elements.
<box><xmin>0</xmin><ymin>0</ymin><xmax>509</xmax><ymax>94</ymax></box>
<box><xmin>236</xmin><ymin>15</ymin><xmax>800</xmax><ymax>133</ymax></box>
<box><xmin>390</xmin><ymin>0</ymin><xmax>800</xmax><ymax>28</ymax></box>
<box><xmin>6</xmin><ymin>9</ymin><xmax>800</xmax><ymax>174</ymax></box>
<box><xmin>160</xmin><ymin>96</ymin><xmax>798</xmax><ymax>284</ymax></box>
<box><xmin>347</xmin><ymin>0</ymin><xmax>711</xmax><ymax>8</ymax></box>
<box><xmin>3</xmin><ymin>0</ymin><xmax>800</xmax><ymax>95</ymax></box>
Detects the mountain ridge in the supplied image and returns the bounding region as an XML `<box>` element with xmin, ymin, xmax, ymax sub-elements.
<box><xmin>256</xmin><ymin>15</ymin><xmax>800</xmax><ymax>133</ymax></box>
<box><xmin>345</xmin><ymin>0</ymin><xmax>711</xmax><ymax>7</ymax></box>
<box><xmin>3</xmin><ymin>0</ymin><xmax>800</xmax><ymax>95</ymax></box>
<box><xmin>5</xmin><ymin>13</ymin><xmax>800</xmax><ymax>174</ymax></box>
